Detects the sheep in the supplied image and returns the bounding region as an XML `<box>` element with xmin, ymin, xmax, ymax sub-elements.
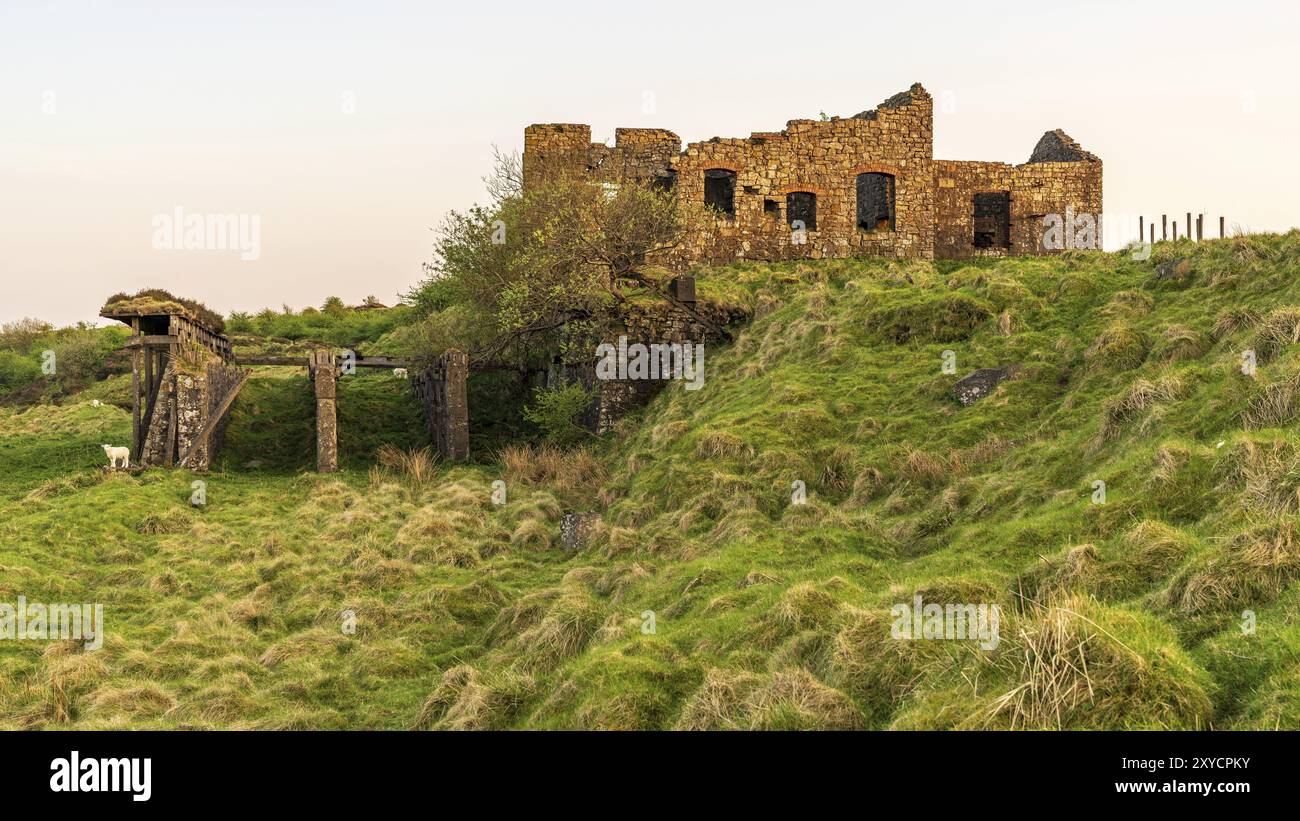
<box><xmin>90</xmin><ymin>399</ymin><xmax>101</xmax><ymax>407</ymax></box>
<box><xmin>101</xmin><ymin>445</ymin><xmax>130</xmax><ymax>469</ymax></box>
<box><xmin>393</xmin><ymin>368</ymin><xmax>408</xmax><ymax>379</ymax></box>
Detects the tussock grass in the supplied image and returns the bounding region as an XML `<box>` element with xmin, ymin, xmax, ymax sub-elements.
<box><xmin>1084</xmin><ymin>323</ymin><xmax>1149</xmax><ymax>372</ymax></box>
<box><xmin>376</xmin><ymin>444</ymin><xmax>437</xmax><ymax>487</ymax></box>
<box><xmin>756</xmin><ymin>582</ymin><xmax>843</xmax><ymax>647</ymax></box>
<box><xmin>694</xmin><ymin>430</ymin><xmax>754</xmax><ymax>461</ymax></box>
<box><xmin>1101</xmin><ymin>290</ymin><xmax>1154</xmax><ymax>317</ymax></box>
<box><xmin>1163</xmin><ymin>520</ymin><xmax>1300</xmax><ymax>621</ymax></box>
<box><xmin>982</xmin><ymin>597</ymin><xmax>1212</xmax><ymax>729</ymax></box>
<box><xmin>499</xmin><ymin>444</ymin><xmax>606</xmax><ymax>501</ymax></box>
<box><xmin>895</xmin><ymin>596</ymin><xmax>1213</xmax><ymax>730</ymax></box>
<box><xmin>1098</xmin><ymin>375</ymin><xmax>1184</xmax><ymax>439</ymax></box>
<box><xmin>1152</xmin><ymin>324</ymin><xmax>1210</xmax><ymax>363</ymax></box>
<box><xmin>515</xmin><ymin>585</ymin><xmax>603</xmax><ymax>671</ymax></box>
<box><xmin>1213</xmin><ymin>306</ymin><xmax>1260</xmax><ymax>340</ymax></box>
<box><xmin>1217</xmin><ymin>436</ymin><xmax>1300</xmax><ymax>514</ymax></box>
<box><xmin>675</xmin><ymin>667</ymin><xmax>863</xmax><ymax>730</ymax></box>
<box><xmin>1244</xmin><ymin>366</ymin><xmax>1300</xmax><ymax>429</ymax></box>
<box><xmin>136</xmin><ymin>509</ymin><xmax>192</xmax><ymax>535</ymax></box>
<box><xmin>865</xmin><ymin>291</ymin><xmax>993</xmax><ymax>344</ymax></box>
<box><xmin>413</xmin><ymin>665</ymin><xmax>536</xmax><ymax>730</ymax></box>
<box><xmin>1253</xmin><ymin>307</ymin><xmax>1300</xmax><ymax>361</ymax></box>
<box><xmin>674</xmin><ymin>667</ymin><xmax>765</xmax><ymax>730</ymax></box>
<box><xmin>893</xmin><ymin>449</ymin><xmax>953</xmax><ymax>488</ymax></box>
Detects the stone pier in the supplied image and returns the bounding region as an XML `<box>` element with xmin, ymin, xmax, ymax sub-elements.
<box><xmin>310</xmin><ymin>349</ymin><xmax>339</xmax><ymax>473</ymax></box>
<box><xmin>411</xmin><ymin>349</ymin><xmax>469</xmax><ymax>461</ymax></box>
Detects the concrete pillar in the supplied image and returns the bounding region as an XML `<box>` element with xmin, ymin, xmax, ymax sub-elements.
<box><xmin>312</xmin><ymin>349</ymin><xmax>338</xmax><ymax>473</ymax></box>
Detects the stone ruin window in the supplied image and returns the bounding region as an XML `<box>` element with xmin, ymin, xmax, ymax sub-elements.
<box><xmin>703</xmin><ymin>168</ymin><xmax>736</xmax><ymax>217</ymax></box>
<box><xmin>763</xmin><ymin>199</ymin><xmax>780</xmax><ymax>220</ymax></box>
<box><xmin>786</xmin><ymin>191</ymin><xmax>817</xmax><ymax>231</ymax></box>
<box><xmin>973</xmin><ymin>192</ymin><xmax>1011</xmax><ymax>249</ymax></box>
<box><xmin>856</xmin><ymin>172</ymin><xmax>895</xmax><ymax>232</ymax></box>
<box><xmin>652</xmin><ymin>170</ymin><xmax>677</xmax><ymax>192</ymax></box>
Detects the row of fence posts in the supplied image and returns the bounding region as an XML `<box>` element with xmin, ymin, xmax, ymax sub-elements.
<box><xmin>1137</xmin><ymin>213</ymin><xmax>1227</xmax><ymax>245</ymax></box>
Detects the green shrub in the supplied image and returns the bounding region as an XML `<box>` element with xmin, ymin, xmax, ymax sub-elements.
<box><xmin>0</xmin><ymin>350</ymin><xmax>41</xmax><ymax>395</ymax></box>
<box><xmin>0</xmin><ymin>318</ymin><xmax>53</xmax><ymax>352</ymax></box>
<box><xmin>523</xmin><ymin>383</ymin><xmax>595</xmax><ymax>447</ymax></box>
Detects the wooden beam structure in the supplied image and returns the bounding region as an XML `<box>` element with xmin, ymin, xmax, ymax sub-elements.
<box><xmin>236</xmin><ymin>354</ymin><xmax>417</xmax><ymax>369</ymax></box>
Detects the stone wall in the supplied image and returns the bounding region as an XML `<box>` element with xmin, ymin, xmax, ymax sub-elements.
<box><xmin>674</xmin><ymin>85</ymin><xmax>935</xmax><ymax>265</ymax></box>
<box><xmin>933</xmin><ymin>160</ymin><xmax>1015</xmax><ymax>259</ymax></box>
<box><xmin>550</xmin><ymin>295</ymin><xmax>745</xmax><ymax>433</ymax></box>
<box><xmin>204</xmin><ymin>360</ymin><xmax>243</xmax><ymax>465</ymax></box>
<box><xmin>135</xmin><ymin>351</ymin><xmax>242</xmax><ymax>471</ymax></box>
<box><xmin>522</xmin><ymin>84</ymin><xmax>1101</xmax><ymax>264</ymax></box>
<box><xmin>174</xmin><ymin>357</ymin><xmax>243</xmax><ymax>471</ymax></box>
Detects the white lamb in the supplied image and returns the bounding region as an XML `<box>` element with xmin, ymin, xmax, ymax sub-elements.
<box><xmin>101</xmin><ymin>445</ymin><xmax>130</xmax><ymax>469</ymax></box>
<box><xmin>393</xmin><ymin>368</ymin><xmax>408</xmax><ymax>379</ymax></box>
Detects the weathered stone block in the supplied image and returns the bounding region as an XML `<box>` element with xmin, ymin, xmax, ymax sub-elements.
<box><xmin>560</xmin><ymin>512</ymin><xmax>601</xmax><ymax>552</ymax></box>
<box><xmin>953</xmin><ymin>365</ymin><xmax>1020</xmax><ymax>406</ymax></box>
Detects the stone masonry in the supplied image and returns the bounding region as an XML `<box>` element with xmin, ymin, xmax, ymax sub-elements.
<box><xmin>523</xmin><ymin>83</ymin><xmax>1101</xmax><ymax>264</ymax></box>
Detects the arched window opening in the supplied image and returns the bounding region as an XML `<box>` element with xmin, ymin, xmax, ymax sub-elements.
<box><xmin>856</xmin><ymin>172</ymin><xmax>896</xmax><ymax>232</ymax></box>
<box><xmin>703</xmin><ymin>169</ymin><xmax>736</xmax><ymax>217</ymax></box>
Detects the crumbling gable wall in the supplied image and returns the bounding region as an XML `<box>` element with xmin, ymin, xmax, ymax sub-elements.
<box><xmin>919</xmin><ymin>133</ymin><xmax>1102</xmax><ymax>259</ymax></box>
<box><xmin>1011</xmin><ymin>154</ymin><xmax>1103</xmax><ymax>254</ymax></box>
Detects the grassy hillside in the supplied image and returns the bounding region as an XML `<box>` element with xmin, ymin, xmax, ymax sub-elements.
<box><xmin>4</xmin><ymin>232</ymin><xmax>1300</xmax><ymax>729</ymax></box>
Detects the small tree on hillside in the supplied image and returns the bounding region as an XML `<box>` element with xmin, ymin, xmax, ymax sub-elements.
<box><xmin>408</xmin><ymin>150</ymin><xmax>712</xmax><ymax>367</ymax></box>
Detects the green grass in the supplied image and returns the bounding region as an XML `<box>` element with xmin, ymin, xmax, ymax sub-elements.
<box><xmin>5</xmin><ymin>231</ymin><xmax>1300</xmax><ymax>729</ymax></box>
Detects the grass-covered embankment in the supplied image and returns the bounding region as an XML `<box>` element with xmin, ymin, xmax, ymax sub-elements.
<box><xmin>4</xmin><ymin>232</ymin><xmax>1300</xmax><ymax>729</ymax></box>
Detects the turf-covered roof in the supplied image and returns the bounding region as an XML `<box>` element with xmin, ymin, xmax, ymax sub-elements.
<box><xmin>101</xmin><ymin>289</ymin><xmax>226</xmax><ymax>334</ymax></box>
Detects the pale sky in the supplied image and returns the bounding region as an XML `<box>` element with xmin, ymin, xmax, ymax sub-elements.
<box><xmin>1</xmin><ymin>0</ymin><xmax>1297</xmax><ymax>326</ymax></box>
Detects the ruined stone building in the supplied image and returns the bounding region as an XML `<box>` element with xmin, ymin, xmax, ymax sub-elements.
<box><xmin>523</xmin><ymin>83</ymin><xmax>1101</xmax><ymax>263</ymax></box>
